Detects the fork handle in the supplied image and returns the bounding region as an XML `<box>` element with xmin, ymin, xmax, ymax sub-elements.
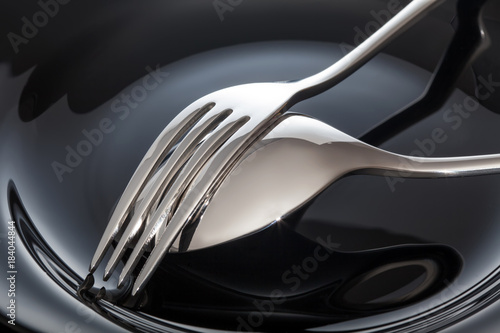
<box><xmin>291</xmin><ymin>0</ymin><xmax>444</xmax><ymax>102</ymax></box>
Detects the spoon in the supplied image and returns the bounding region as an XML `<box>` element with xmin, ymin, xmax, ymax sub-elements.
<box><xmin>180</xmin><ymin>114</ymin><xmax>500</xmax><ymax>253</ymax></box>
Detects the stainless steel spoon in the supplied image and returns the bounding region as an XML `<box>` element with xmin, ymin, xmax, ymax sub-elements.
<box><xmin>182</xmin><ymin>114</ymin><xmax>500</xmax><ymax>253</ymax></box>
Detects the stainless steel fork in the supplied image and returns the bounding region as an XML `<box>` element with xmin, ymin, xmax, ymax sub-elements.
<box><xmin>89</xmin><ymin>0</ymin><xmax>444</xmax><ymax>296</ymax></box>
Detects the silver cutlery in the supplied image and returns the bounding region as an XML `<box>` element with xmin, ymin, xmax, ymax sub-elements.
<box><xmin>186</xmin><ymin>114</ymin><xmax>500</xmax><ymax>255</ymax></box>
<box><xmin>89</xmin><ymin>0</ymin><xmax>444</xmax><ymax>296</ymax></box>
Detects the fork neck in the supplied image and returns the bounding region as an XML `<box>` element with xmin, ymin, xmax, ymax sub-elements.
<box><xmin>289</xmin><ymin>0</ymin><xmax>443</xmax><ymax>104</ymax></box>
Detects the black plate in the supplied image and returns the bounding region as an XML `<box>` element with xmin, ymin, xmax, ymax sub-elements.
<box><xmin>2</xmin><ymin>1</ymin><xmax>500</xmax><ymax>332</ymax></box>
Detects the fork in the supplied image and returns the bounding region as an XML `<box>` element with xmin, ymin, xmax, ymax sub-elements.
<box><xmin>89</xmin><ymin>0</ymin><xmax>444</xmax><ymax>296</ymax></box>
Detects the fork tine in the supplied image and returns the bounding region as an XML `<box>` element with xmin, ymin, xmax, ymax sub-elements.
<box><xmin>131</xmin><ymin>206</ymin><xmax>190</xmax><ymax>295</ymax></box>
<box><xmin>102</xmin><ymin>106</ymin><xmax>232</xmax><ymax>279</ymax></box>
<box><xmin>129</xmin><ymin>119</ymin><xmax>261</xmax><ymax>295</ymax></box>
<box><xmin>89</xmin><ymin>102</ymin><xmax>215</xmax><ymax>273</ymax></box>
<box><xmin>99</xmin><ymin>163</ymin><xmax>164</xmax><ymax>280</ymax></box>
<box><xmin>117</xmin><ymin>116</ymin><xmax>249</xmax><ymax>288</ymax></box>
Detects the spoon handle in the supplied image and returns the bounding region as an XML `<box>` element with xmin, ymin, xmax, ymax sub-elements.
<box><xmin>365</xmin><ymin>151</ymin><xmax>500</xmax><ymax>179</ymax></box>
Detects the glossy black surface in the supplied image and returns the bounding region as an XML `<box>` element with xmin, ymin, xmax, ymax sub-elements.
<box><xmin>1</xmin><ymin>0</ymin><xmax>500</xmax><ymax>332</ymax></box>
<box><xmin>360</xmin><ymin>0</ymin><xmax>490</xmax><ymax>145</ymax></box>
